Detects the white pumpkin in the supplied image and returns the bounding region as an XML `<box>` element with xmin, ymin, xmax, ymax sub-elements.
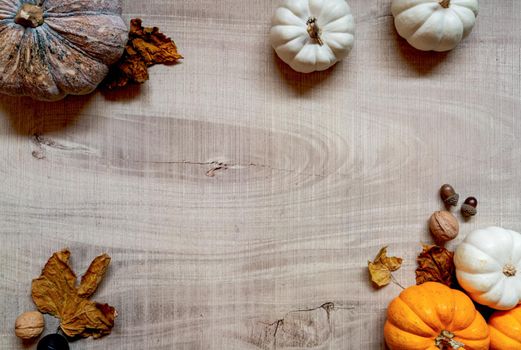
<box><xmin>391</xmin><ymin>0</ymin><xmax>479</xmax><ymax>52</ymax></box>
<box><xmin>269</xmin><ymin>0</ymin><xmax>355</xmax><ymax>73</ymax></box>
<box><xmin>455</xmin><ymin>227</ymin><xmax>521</xmax><ymax>310</ymax></box>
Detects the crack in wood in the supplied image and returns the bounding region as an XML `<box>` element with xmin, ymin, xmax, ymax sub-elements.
<box><xmin>127</xmin><ymin>159</ymin><xmax>329</xmax><ymax>179</ymax></box>
<box><xmin>27</xmin><ymin>135</ymin><xmax>330</xmax><ymax>179</ymax></box>
<box><xmin>206</xmin><ymin>162</ymin><xmax>229</xmax><ymax>177</ymax></box>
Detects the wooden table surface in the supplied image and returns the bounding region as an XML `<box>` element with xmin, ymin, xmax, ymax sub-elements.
<box><xmin>1</xmin><ymin>0</ymin><xmax>520</xmax><ymax>349</ymax></box>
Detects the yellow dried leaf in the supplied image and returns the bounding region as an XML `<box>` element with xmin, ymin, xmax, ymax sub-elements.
<box><xmin>368</xmin><ymin>262</ymin><xmax>392</xmax><ymax>287</ymax></box>
<box><xmin>31</xmin><ymin>249</ymin><xmax>117</xmax><ymax>339</ymax></box>
<box><xmin>368</xmin><ymin>247</ymin><xmax>403</xmax><ymax>288</ymax></box>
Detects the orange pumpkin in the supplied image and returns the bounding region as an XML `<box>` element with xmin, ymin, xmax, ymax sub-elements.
<box><xmin>384</xmin><ymin>282</ymin><xmax>489</xmax><ymax>350</ymax></box>
<box><xmin>489</xmin><ymin>305</ymin><xmax>521</xmax><ymax>349</ymax></box>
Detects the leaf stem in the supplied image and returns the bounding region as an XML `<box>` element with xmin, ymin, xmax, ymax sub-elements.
<box><xmin>391</xmin><ymin>274</ymin><xmax>405</xmax><ymax>290</ymax></box>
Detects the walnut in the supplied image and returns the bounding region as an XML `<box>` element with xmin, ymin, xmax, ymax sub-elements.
<box><xmin>14</xmin><ymin>311</ymin><xmax>45</xmax><ymax>340</ymax></box>
<box><xmin>429</xmin><ymin>211</ymin><xmax>459</xmax><ymax>244</ymax></box>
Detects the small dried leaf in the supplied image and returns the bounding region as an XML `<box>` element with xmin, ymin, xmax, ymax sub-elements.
<box><xmin>416</xmin><ymin>245</ymin><xmax>455</xmax><ymax>287</ymax></box>
<box><xmin>104</xmin><ymin>18</ymin><xmax>182</xmax><ymax>89</ymax></box>
<box><xmin>32</xmin><ymin>249</ymin><xmax>117</xmax><ymax>338</ymax></box>
<box><xmin>368</xmin><ymin>247</ymin><xmax>403</xmax><ymax>288</ymax></box>
<box><xmin>368</xmin><ymin>263</ymin><xmax>392</xmax><ymax>287</ymax></box>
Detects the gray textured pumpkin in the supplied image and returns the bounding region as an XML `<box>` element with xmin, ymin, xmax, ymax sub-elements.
<box><xmin>0</xmin><ymin>0</ymin><xmax>128</xmax><ymax>101</ymax></box>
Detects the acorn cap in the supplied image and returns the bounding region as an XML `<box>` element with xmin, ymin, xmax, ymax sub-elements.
<box><xmin>461</xmin><ymin>204</ymin><xmax>477</xmax><ymax>217</ymax></box>
<box><xmin>443</xmin><ymin>193</ymin><xmax>459</xmax><ymax>207</ymax></box>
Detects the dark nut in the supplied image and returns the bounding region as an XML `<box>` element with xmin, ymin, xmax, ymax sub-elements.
<box><xmin>37</xmin><ymin>334</ymin><xmax>70</xmax><ymax>350</ymax></box>
<box><xmin>429</xmin><ymin>211</ymin><xmax>459</xmax><ymax>243</ymax></box>
<box><xmin>461</xmin><ymin>197</ymin><xmax>478</xmax><ymax>217</ymax></box>
<box><xmin>440</xmin><ymin>184</ymin><xmax>459</xmax><ymax>207</ymax></box>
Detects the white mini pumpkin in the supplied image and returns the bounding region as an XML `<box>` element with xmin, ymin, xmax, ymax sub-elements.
<box><xmin>455</xmin><ymin>227</ymin><xmax>521</xmax><ymax>310</ymax></box>
<box><xmin>391</xmin><ymin>0</ymin><xmax>479</xmax><ymax>52</ymax></box>
<box><xmin>270</xmin><ymin>0</ymin><xmax>355</xmax><ymax>73</ymax></box>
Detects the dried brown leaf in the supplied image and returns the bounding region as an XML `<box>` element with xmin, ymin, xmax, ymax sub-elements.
<box><xmin>32</xmin><ymin>249</ymin><xmax>117</xmax><ymax>339</ymax></box>
<box><xmin>78</xmin><ymin>254</ymin><xmax>111</xmax><ymax>298</ymax></box>
<box><xmin>104</xmin><ymin>18</ymin><xmax>183</xmax><ymax>89</ymax></box>
<box><xmin>368</xmin><ymin>247</ymin><xmax>403</xmax><ymax>288</ymax></box>
<box><xmin>415</xmin><ymin>244</ymin><xmax>455</xmax><ymax>287</ymax></box>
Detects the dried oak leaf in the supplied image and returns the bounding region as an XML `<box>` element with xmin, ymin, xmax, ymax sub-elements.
<box><xmin>416</xmin><ymin>244</ymin><xmax>455</xmax><ymax>287</ymax></box>
<box><xmin>104</xmin><ymin>18</ymin><xmax>183</xmax><ymax>89</ymax></box>
<box><xmin>368</xmin><ymin>247</ymin><xmax>403</xmax><ymax>288</ymax></box>
<box><xmin>32</xmin><ymin>249</ymin><xmax>116</xmax><ymax>339</ymax></box>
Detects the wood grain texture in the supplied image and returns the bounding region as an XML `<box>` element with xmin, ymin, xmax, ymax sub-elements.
<box><xmin>0</xmin><ymin>0</ymin><xmax>520</xmax><ymax>349</ymax></box>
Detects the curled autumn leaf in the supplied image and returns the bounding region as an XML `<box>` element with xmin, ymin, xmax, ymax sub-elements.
<box><xmin>32</xmin><ymin>249</ymin><xmax>116</xmax><ymax>338</ymax></box>
<box><xmin>104</xmin><ymin>18</ymin><xmax>183</xmax><ymax>89</ymax></box>
<box><xmin>415</xmin><ymin>244</ymin><xmax>455</xmax><ymax>287</ymax></box>
<box><xmin>368</xmin><ymin>247</ymin><xmax>403</xmax><ymax>288</ymax></box>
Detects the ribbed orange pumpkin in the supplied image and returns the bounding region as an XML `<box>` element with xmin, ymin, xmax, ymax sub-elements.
<box><xmin>384</xmin><ymin>282</ymin><xmax>489</xmax><ymax>350</ymax></box>
<box><xmin>489</xmin><ymin>305</ymin><xmax>521</xmax><ymax>349</ymax></box>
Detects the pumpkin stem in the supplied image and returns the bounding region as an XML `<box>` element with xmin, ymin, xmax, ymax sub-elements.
<box><xmin>439</xmin><ymin>0</ymin><xmax>450</xmax><ymax>8</ymax></box>
<box><xmin>15</xmin><ymin>3</ymin><xmax>44</xmax><ymax>28</ymax></box>
<box><xmin>306</xmin><ymin>17</ymin><xmax>323</xmax><ymax>46</ymax></box>
<box><xmin>503</xmin><ymin>264</ymin><xmax>517</xmax><ymax>277</ymax></box>
<box><xmin>435</xmin><ymin>330</ymin><xmax>465</xmax><ymax>349</ymax></box>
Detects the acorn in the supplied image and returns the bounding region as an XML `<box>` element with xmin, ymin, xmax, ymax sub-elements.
<box><xmin>440</xmin><ymin>184</ymin><xmax>459</xmax><ymax>207</ymax></box>
<box><xmin>461</xmin><ymin>197</ymin><xmax>478</xmax><ymax>217</ymax></box>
